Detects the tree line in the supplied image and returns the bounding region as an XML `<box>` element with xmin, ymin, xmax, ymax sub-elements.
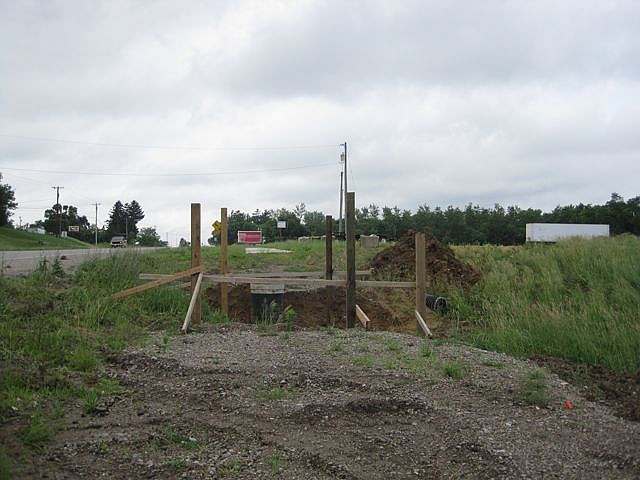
<box><xmin>1</xmin><ymin>173</ymin><xmax>638</xmax><ymax>246</ymax></box>
<box><xmin>215</xmin><ymin>193</ymin><xmax>640</xmax><ymax>245</ymax></box>
<box><xmin>0</xmin><ymin>176</ymin><xmax>164</xmax><ymax>246</ymax></box>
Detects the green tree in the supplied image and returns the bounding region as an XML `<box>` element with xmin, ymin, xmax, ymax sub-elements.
<box><xmin>106</xmin><ymin>201</ymin><xmax>127</xmax><ymax>236</ymax></box>
<box><xmin>124</xmin><ymin>200</ymin><xmax>145</xmax><ymax>238</ymax></box>
<box><xmin>42</xmin><ymin>204</ymin><xmax>90</xmax><ymax>238</ymax></box>
<box><xmin>0</xmin><ymin>173</ymin><xmax>17</xmax><ymax>227</ymax></box>
<box><xmin>137</xmin><ymin>227</ymin><xmax>164</xmax><ymax>246</ymax></box>
<box><xmin>303</xmin><ymin>211</ymin><xmax>325</xmax><ymax>236</ymax></box>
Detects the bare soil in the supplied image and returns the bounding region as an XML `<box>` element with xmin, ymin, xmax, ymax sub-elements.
<box><xmin>206</xmin><ymin>284</ymin><xmax>426</xmax><ymax>333</ymax></box>
<box><xmin>9</xmin><ymin>326</ymin><xmax>640</xmax><ymax>479</ymax></box>
<box><xmin>531</xmin><ymin>355</ymin><xmax>640</xmax><ymax>422</ymax></box>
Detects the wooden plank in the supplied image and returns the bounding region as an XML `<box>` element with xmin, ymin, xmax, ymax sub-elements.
<box><xmin>112</xmin><ymin>265</ymin><xmax>203</xmax><ymax>299</ymax></box>
<box><xmin>345</xmin><ymin>192</ymin><xmax>356</xmax><ymax>328</ymax></box>
<box><xmin>355</xmin><ymin>304</ymin><xmax>370</xmax><ymax>329</ymax></box>
<box><xmin>415</xmin><ymin>232</ymin><xmax>428</xmax><ymax>336</ymax></box>
<box><xmin>191</xmin><ymin>203</ymin><xmax>202</xmax><ymax>324</ymax></box>
<box><xmin>357</xmin><ymin>280</ymin><xmax>416</xmax><ymax>288</ymax></box>
<box><xmin>415</xmin><ymin>309</ymin><xmax>433</xmax><ymax>337</ymax></box>
<box><xmin>220</xmin><ymin>207</ymin><xmax>229</xmax><ymax>315</ymax></box>
<box><xmin>205</xmin><ymin>275</ymin><xmax>345</xmax><ymax>286</ymax></box>
<box><xmin>140</xmin><ymin>273</ymin><xmax>414</xmax><ymax>289</ymax></box>
<box><xmin>140</xmin><ymin>270</ymin><xmax>371</xmax><ymax>280</ymax></box>
<box><xmin>182</xmin><ymin>272</ymin><xmax>203</xmax><ymax>332</ymax></box>
<box><xmin>325</xmin><ymin>215</ymin><xmax>333</xmax><ymax>280</ymax></box>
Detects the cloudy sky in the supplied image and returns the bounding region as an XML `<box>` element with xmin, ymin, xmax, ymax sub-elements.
<box><xmin>1</xmin><ymin>1</ymin><xmax>639</xmax><ymax>244</ymax></box>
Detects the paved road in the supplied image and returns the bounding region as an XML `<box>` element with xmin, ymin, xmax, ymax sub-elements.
<box><xmin>0</xmin><ymin>247</ymin><xmax>165</xmax><ymax>276</ymax></box>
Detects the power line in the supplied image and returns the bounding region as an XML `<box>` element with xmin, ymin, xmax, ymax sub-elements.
<box><xmin>0</xmin><ymin>134</ymin><xmax>340</xmax><ymax>151</ymax></box>
<box><xmin>0</xmin><ymin>162</ymin><xmax>336</xmax><ymax>177</ymax></box>
<box><xmin>1</xmin><ymin>171</ymin><xmax>94</xmax><ymax>203</ymax></box>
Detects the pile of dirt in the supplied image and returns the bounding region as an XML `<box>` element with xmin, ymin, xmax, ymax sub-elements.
<box><xmin>369</xmin><ymin>230</ymin><xmax>481</xmax><ymax>288</ymax></box>
<box><xmin>206</xmin><ymin>284</ymin><xmax>419</xmax><ymax>332</ymax></box>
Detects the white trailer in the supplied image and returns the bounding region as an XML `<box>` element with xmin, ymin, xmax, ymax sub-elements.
<box><xmin>525</xmin><ymin>223</ymin><xmax>609</xmax><ymax>243</ymax></box>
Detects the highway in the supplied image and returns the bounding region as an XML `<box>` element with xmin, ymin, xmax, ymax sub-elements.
<box><xmin>0</xmin><ymin>247</ymin><xmax>164</xmax><ymax>276</ymax></box>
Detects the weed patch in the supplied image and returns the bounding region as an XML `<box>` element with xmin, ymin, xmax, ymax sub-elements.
<box><xmin>518</xmin><ymin>369</ymin><xmax>550</xmax><ymax>407</ymax></box>
<box><xmin>442</xmin><ymin>361</ymin><xmax>466</xmax><ymax>380</ymax></box>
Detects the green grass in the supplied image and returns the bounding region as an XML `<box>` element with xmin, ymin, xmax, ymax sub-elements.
<box><xmin>517</xmin><ymin>369</ymin><xmax>550</xmax><ymax>407</ymax></box>
<box><xmin>442</xmin><ymin>361</ymin><xmax>466</xmax><ymax>380</ymax></box>
<box><xmin>0</xmin><ymin>447</ymin><xmax>11</xmax><ymax>480</ymax></box>
<box><xmin>112</xmin><ymin>239</ymin><xmax>384</xmax><ymax>276</ymax></box>
<box><xmin>267</xmin><ymin>452</ymin><xmax>284</xmax><ymax>474</ymax></box>
<box><xmin>353</xmin><ymin>354</ymin><xmax>374</xmax><ymax>367</ymax></box>
<box><xmin>0</xmin><ymin>227</ymin><xmax>90</xmax><ymax>251</ymax></box>
<box><xmin>256</xmin><ymin>386</ymin><xmax>295</xmax><ymax>401</ymax></box>
<box><xmin>19</xmin><ymin>414</ymin><xmax>53</xmax><ymax>448</ymax></box>
<box><xmin>449</xmin><ymin>236</ymin><xmax>640</xmax><ymax>373</ymax></box>
<box><xmin>218</xmin><ymin>459</ymin><xmax>243</xmax><ymax>477</ymax></box>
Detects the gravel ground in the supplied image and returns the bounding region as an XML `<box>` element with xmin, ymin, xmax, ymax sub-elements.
<box><xmin>19</xmin><ymin>325</ymin><xmax>640</xmax><ymax>479</ymax></box>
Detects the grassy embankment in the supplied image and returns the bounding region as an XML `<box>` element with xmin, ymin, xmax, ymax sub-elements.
<box><xmin>448</xmin><ymin>235</ymin><xmax>640</xmax><ymax>373</ymax></box>
<box><xmin>0</xmin><ymin>240</ymin><xmax>381</xmax><ymax>476</ymax></box>
<box><xmin>0</xmin><ymin>227</ymin><xmax>90</xmax><ymax>251</ymax></box>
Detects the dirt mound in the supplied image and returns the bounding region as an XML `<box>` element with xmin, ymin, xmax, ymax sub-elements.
<box><xmin>206</xmin><ymin>284</ymin><xmax>419</xmax><ymax>332</ymax></box>
<box><xmin>369</xmin><ymin>230</ymin><xmax>480</xmax><ymax>288</ymax></box>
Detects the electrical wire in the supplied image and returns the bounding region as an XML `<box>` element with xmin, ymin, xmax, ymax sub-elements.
<box><xmin>0</xmin><ymin>162</ymin><xmax>336</xmax><ymax>177</ymax></box>
<box><xmin>0</xmin><ymin>134</ymin><xmax>340</xmax><ymax>151</ymax></box>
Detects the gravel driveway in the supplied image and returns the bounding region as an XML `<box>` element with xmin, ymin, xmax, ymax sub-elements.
<box><xmin>18</xmin><ymin>326</ymin><xmax>640</xmax><ymax>479</ymax></box>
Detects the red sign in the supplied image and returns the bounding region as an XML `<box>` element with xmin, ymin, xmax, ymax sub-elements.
<box><xmin>238</xmin><ymin>230</ymin><xmax>262</xmax><ymax>244</ymax></box>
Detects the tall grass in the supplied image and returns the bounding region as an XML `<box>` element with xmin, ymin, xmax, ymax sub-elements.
<box><xmin>448</xmin><ymin>236</ymin><xmax>640</xmax><ymax>372</ymax></box>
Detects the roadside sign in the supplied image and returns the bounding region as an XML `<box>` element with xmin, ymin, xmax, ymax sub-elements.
<box><xmin>277</xmin><ymin>221</ymin><xmax>287</xmax><ymax>229</ymax></box>
<box><xmin>238</xmin><ymin>230</ymin><xmax>262</xmax><ymax>244</ymax></box>
<box><xmin>212</xmin><ymin>221</ymin><xmax>221</xmax><ymax>234</ymax></box>
<box><xmin>68</xmin><ymin>225</ymin><xmax>80</xmax><ymax>232</ymax></box>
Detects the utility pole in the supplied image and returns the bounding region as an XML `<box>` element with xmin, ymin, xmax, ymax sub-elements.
<box><xmin>91</xmin><ymin>203</ymin><xmax>100</xmax><ymax>246</ymax></box>
<box><xmin>339</xmin><ymin>170</ymin><xmax>344</xmax><ymax>236</ymax></box>
<box><xmin>125</xmin><ymin>214</ymin><xmax>128</xmax><ymax>243</ymax></box>
<box><xmin>51</xmin><ymin>186</ymin><xmax>64</xmax><ymax>236</ymax></box>
<box><xmin>339</xmin><ymin>142</ymin><xmax>347</xmax><ymax>237</ymax></box>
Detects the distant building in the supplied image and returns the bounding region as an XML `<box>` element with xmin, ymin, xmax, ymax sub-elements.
<box><xmin>525</xmin><ymin>223</ymin><xmax>609</xmax><ymax>243</ymax></box>
<box><xmin>27</xmin><ymin>226</ymin><xmax>46</xmax><ymax>235</ymax></box>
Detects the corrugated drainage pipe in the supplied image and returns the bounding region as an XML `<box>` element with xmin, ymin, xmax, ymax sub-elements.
<box><xmin>425</xmin><ymin>294</ymin><xmax>448</xmax><ymax>312</ymax></box>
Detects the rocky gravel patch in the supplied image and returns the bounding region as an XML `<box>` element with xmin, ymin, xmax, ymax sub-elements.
<box><xmin>18</xmin><ymin>325</ymin><xmax>640</xmax><ymax>479</ymax></box>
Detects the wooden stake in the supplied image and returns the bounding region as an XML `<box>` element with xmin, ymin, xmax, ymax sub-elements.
<box><xmin>182</xmin><ymin>272</ymin><xmax>203</xmax><ymax>332</ymax></box>
<box><xmin>415</xmin><ymin>232</ymin><xmax>428</xmax><ymax>336</ymax></box>
<box><xmin>220</xmin><ymin>207</ymin><xmax>229</xmax><ymax>316</ymax></box>
<box><xmin>415</xmin><ymin>309</ymin><xmax>432</xmax><ymax>337</ymax></box>
<box><xmin>191</xmin><ymin>203</ymin><xmax>202</xmax><ymax>324</ymax></box>
<box><xmin>355</xmin><ymin>304</ymin><xmax>370</xmax><ymax>329</ymax></box>
<box><xmin>112</xmin><ymin>265</ymin><xmax>203</xmax><ymax>299</ymax></box>
<box><xmin>345</xmin><ymin>192</ymin><xmax>356</xmax><ymax>328</ymax></box>
<box><xmin>325</xmin><ymin>215</ymin><xmax>333</xmax><ymax>280</ymax></box>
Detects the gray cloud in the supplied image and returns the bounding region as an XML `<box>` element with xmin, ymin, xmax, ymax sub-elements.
<box><xmin>1</xmin><ymin>0</ymin><xmax>639</xmax><ymax>244</ymax></box>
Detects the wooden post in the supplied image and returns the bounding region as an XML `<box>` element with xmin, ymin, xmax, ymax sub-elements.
<box><xmin>182</xmin><ymin>272</ymin><xmax>203</xmax><ymax>332</ymax></box>
<box><xmin>325</xmin><ymin>215</ymin><xmax>333</xmax><ymax>280</ymax></box>
<box><xmin>345</xmin><ymin>192</ymin><xmax>356</xmax><ymax>328</ymax></box>
<box><xmin>325</xmin><ymin>214</ymin><xmax>334</xmax><ymax>325</ymax></box>
<box><xmin>191</xmin><ymin>203</ymin><xmax>202</xmax><ymax>324</ymax></box>
<box><xmin>415</xmin><ymin>232</ymin><xmax>427</xmax><ymax>336</ymax></box>
<box><xmin>220</xmin><ymin>207</ymin><xmax>229</xmax><ymax>316</ymax></box>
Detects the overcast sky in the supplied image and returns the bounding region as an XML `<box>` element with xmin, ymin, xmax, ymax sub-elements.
<box><xmin>1</xmin><ymin>1</ymin><xmax>639</xmax><ymax>244</ymax></box>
